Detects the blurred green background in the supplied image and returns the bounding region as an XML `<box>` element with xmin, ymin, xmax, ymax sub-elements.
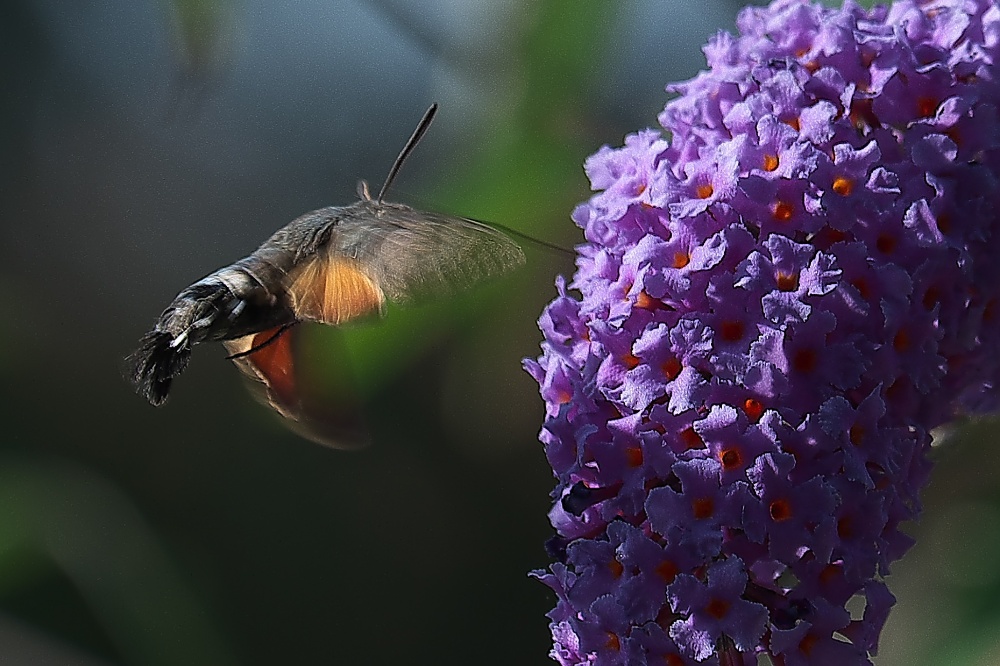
<box><xmin>1</xmin><ymin>0</ymin><xmax>998</xmax><ymax>664</ymax></box>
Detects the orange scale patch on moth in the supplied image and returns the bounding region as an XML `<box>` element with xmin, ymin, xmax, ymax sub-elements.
<box><xmin>719</xmin><ymin>447</ymin><xmax>743</xmax><ymax>471</ymax></box>
<box><xmin>625</xmin><ymin>446</ymin><xmax>644</xmax><ymax>468</ymax></box>
<box><xmin>769</xmin><ymin>498</ymin><xmax>793</xmax><ymax>522</ymax></box>
<box><xmin>705</xmin><ymin>597</ymin><xmax>731</xmax><ymax>620</ymax></box>
<box><xmin>679</xmin><ymin>427</ymin><xmax>704</xmax><ymax>450</ymax></box>
<box><xmin>791</xmin><ymin>348</ymin><xmax>818</xmax><ymax>374</ymax></box>
<box><xmin>776</xmin><ymin>271</ymin><xmax>799</xmax><ymax>292</ymax></box>
<box><xmin>743</xmin><ymin>398</ymin><xmax>765</xmax><ymax>422</ymax></box>
<box><xmin>656</xmin><ymin>560</ymin><xmax>680</xmax><ymax>583</ymax></box>
<box><xmin>773</xmin><ymin>200</ymin><xmax>795</xmax><ymax>222</ymax></box>
<box><xmin>696</xmin><ymin>183</ymin><xmax>715</xmax><ymax>199</ymax></box>
<box><xmin>718</xmin><ymin>320</ymin><xmax>746</xmax><ymax>343</ymax></box>
<box><xmin>246</xmin><ymin>327</ymin><xmax>297</xmax><ymax>407</ymax></box>
<box><xmin>692</xmin><ymin>497</ymin><xmax>715</xmax><ymax>520</ymax></box>
<box><xmin>673</xmin><ymin>251</ymin><xmax>691</xmax><ymax>269</ymax></box>
<box><xmin>763</xmin><ymin>154</ymin><xmax>780</xmax><ymax>171</ymax></box>
<box><xmin>832</xmin><ymin>176</ymin><xmax>854</xmax><ymax>196</ymax></box>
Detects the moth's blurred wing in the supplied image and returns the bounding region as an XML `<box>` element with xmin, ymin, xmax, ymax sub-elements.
<box><xmin>285</xmin><ymin>255</ymin><xmax>386</xmax><ymax>325</ymax></box>
<box><xmin>223</xmin><ymin>325</ymin><xmax>369</xmax><ymax>450</ymax></box>
<box><xmin>221</xmin><ymin>205</ymin><xmax>522</xmax><ymax>448</ymax></box>
<box><xmin>332</xmin><ymin>207</ymin><xmax>526</xmax><ymax>304</ymax></box>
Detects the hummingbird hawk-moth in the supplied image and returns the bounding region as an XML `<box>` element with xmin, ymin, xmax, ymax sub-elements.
<box><xmin>127</xmin><ymin>104</ymin><xmax>525</xmax><ymax>447</ymax></box>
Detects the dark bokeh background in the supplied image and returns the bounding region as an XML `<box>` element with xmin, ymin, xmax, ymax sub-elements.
<box><xmin>2</xmin><ymin>1</ymin><xmax>999</xmax><ymax>664</ymax></box>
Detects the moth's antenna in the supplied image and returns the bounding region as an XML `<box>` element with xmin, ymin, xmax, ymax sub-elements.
<box><xmin>376</xmin><ymin>103</ymin><xmax>438</xmax><ymax>204</ymax></box>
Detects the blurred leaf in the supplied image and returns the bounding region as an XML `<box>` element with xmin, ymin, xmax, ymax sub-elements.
<box><xmin>0</xmin><ymin>457</ymin><xmax>236</xmax><ymax>666</ymax></box>
<box><xmin>164</xmin><ymin>0</ymin><xmax>235</xmax><ymax>85</ymax></box>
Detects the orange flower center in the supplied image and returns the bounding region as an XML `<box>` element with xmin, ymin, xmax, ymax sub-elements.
<box><xmin>792</xmin><ymin>348</ymin><xmax>818</xmax><ymax>374</ymax></box>
<box><xmin>705</xmin><ymin>597</ymin><xmax>731</xmax><ymax>619</ymax></box>
<box><xmin>849</xmin><ymin>423</ymin><xmax>865</xmax><ymax>446</ymax></box>
<box><xmin>776</xmin><ymin>271</ymin><xmax>798</xmax><ymax>292</ymax></box>
<box><xmin>893</xmin><ymin>329</ymin><xmax>911</xmax><ymax>352</ymax></box>
<box><xmin>679</xmin><ymin>427</ymin><xmax>704</xmax><ymax>450</ymax></box>
<box><xmin>662</xmin><ymin>357</ymin><xmax>682</xmax><ymax>380</ymax></box>
<box><xmin>936</xmin><ymin>213</ymin><xmax>952</xmax><ymax>234</ymax></box>
<box><xmin>832</xmin><ymin>176</ymin><xmax>854</xmax><ymax>196</ymax></box>
<box><xmin>917</xmin><ymin>96</ymin><xmax>938</xmax><ymax>117</ymax></box>
<box><xmin>635</xmin><ymin>291</ymin><xmax>658</xmax><ymax>309</ymax></box>
<box><xmin>719</xmin><ymin>320</ymin><xmax>746</xmax><ymax>342</ymax></box>
<box><xmin>656</xmin><ymin>560</ymin><xmax>679</xmax><ymax>583</ymax></box>
<box><xmin>743</xmin><ymin>398</ymin><xmax>764</xmax><ymax>421</ymax></box>
<box><xmin>692</xmin><ymin>497</ymin><xmax>715</xmax><ymax>520</ymax></box>
<box><xmin>719</xmin><ymin>448</ymin><xmax>743</xmax><ymax>470</ymax></box>
<box><xmin>876</xmin><ymin>234</ymin><xmax>896</xmax><ymax>254</ymax></box>
<box><xmin>773</xmin><ymin>200</ymin><xmax>794</xmax><ymax>221</ymax></box>
<box><xmin>769</xmin><ymin>498</ymin><xmax>793</xmax><ymax>522</ymax></box>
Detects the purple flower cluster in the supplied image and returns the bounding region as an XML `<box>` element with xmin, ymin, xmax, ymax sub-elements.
<box><xmin>525</xmin><ymin>1</ymin><xmax>1000</xmax><ymax>663</ymax></box>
